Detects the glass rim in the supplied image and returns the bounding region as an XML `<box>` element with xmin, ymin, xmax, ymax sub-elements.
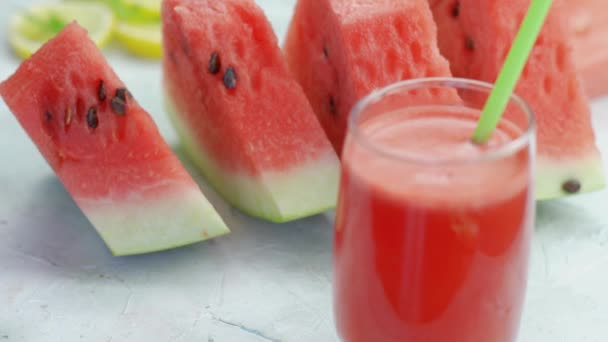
<box><xmin>347</xmin><ymin>77</ymin><xmax>536</xmax><ymax>166</ymax></box>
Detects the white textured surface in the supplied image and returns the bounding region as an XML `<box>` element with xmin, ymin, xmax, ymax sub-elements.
<box><xmin>1</xmin><ymin>1</ymin><xmax>608</xmax><ymax>341</ymax></box>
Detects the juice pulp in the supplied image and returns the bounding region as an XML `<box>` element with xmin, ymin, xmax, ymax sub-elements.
<box><xmin>334</xmin><ymin>108</ymin><xmax>534</xmax><ymax>342</ymax></box>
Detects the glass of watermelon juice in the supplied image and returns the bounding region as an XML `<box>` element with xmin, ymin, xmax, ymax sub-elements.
<box><xmin>333</xmin><ymin>78</ymin><xmax>536</xmax><ymax>342</ymax></box>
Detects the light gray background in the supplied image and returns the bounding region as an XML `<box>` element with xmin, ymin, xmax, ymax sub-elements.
<box><xmin>1</xmin><ymin>1</ymin><xmax>607</xmax><ymax>341</ymax></box>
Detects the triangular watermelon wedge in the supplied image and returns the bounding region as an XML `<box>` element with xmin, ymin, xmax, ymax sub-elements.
<box><xmin>0</xmin><ymin>23</ymin><xmax>229</xmax><ymax>256</ymax></box>
<box><xmin>430</xmin><ymin>0</ymin><xmax>605</xmax><ymax>199</ymax></box>
<box><xmin>284</xmin><ymin>0</ymin><xmax>455</xmax><ymax>155</ymax></box>
<box><xmin>161</xmin><ymin>0</ymin><xmax>340</xmax><ymax>222</ymax></box>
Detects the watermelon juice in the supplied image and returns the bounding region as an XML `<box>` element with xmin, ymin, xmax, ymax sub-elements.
<box><xmin>333</xmin><ymin>79</ymin><xmax>536</xmax><ymax>342</ymax></box>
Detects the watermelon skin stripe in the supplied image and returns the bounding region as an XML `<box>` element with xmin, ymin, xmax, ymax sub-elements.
<box><xmin>536</xmin><ymin>156</ymin><xmax>605</xmax><ymax>201</ymax></box>
<box><xmin>164</xmin><ymin>95</ymin><xmax>340</xmax><ymax>223</ymax></box>
<box><xmin>80</xmin><ymin>186</ymin><xmax>228</xmax><ymax>256</ymax></box>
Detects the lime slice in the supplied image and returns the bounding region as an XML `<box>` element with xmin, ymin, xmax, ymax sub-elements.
<box><xmin>105</xmin><ymin>0</ymin><xmax>161</xmax><ymax>22</ymax></box>
<box><xmin>114</xmin><ymin>21</ymin><xmax>162</xmax><ymax>59</ymax></box>
<box><xmin>123</xmin><ymin>0</ymin><xmax>161</xmax><ymax>19</ymax></box>
<box><xmin>8</xmin><ymin>2</ymin><xmax>114</xmax><ymax>59</ymax></box>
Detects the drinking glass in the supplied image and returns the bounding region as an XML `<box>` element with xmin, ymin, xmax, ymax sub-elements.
<box><xmin>333</xmin><ymin>78</ymin><xmax>536</xmax><ymax>342</ymax></box>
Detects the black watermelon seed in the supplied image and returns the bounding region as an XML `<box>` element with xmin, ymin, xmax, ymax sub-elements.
<box><xmin>452</xmin><ymin>2</ymin><xmax>460</xmax><ymax>18</ymax></box>
<box><xmin>323</xmin><ymin>45</ymin><xmax>329</xmax><ymax>58</ymax></box>
<box><xmin>98</xmin><ymin>80</ymin><xmax>106</xmax><ymax>101</ymax></box>
<box><xmin>465</xmin><ymin>36</ymin><xmax>475</xmax><ymax>51</ymax></box>
<box><xmin>562</xmin><ymin>179</ymin><xmax>582</xmax><ymax>194</ymax></box>
<box><xmin>86</xmin><ymin>106</ymin><xmax>99</xmax><ymax>129</ymax></box>
<box><xmin>115</xmin><ymin>88</ymin><xmax>129</xmax><ymax>102</ymax></box>
<box><xmin>223</xmin><ymin>67</ymin><xmax>237</xmax><ymax>90</ymax></box>
<box><xmin>169</xmin><ymin>51</ymin><xmax>178</xmax><ymax>65</ymax></box>
<box><xmin>111</xmin><ymin>97</ymin><xmax>126</xmax><ymax>115</ymax></box>
<box><xmin>179</xmin><ymin>33</ymin><xmax>190</xmax><ymax>56</ymax></box>
<box><xmin>209</xmin><ymin>52</ymin><xmax>221</xmax><ymax>74</ymax></box>
<box><xmin>44</xmin><ymin>111</ymin><xmax>53</xmax><ymax>122</ymax></box>
<box><xmin>329</xmin><ymin>96</ymin><xmax>337</xmax><ymax>115</ymax></box>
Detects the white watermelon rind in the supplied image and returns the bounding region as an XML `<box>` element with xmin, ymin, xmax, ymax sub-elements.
<box><xmin>536</xmin><ymin>155</ymin><xmax>606</xmax><ymax>200</ymax></box>
<box><xmin>163</xmin><ymin>94</ymin><xmax>340</xmax><ymax>223</ymax></box>
<box><xmin>79</xmin><ymin>186</ymin><xmax>229</xmax><ymax>256</ymax></box>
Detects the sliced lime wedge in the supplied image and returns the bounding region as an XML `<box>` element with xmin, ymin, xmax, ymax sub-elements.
<box><xmin>105</xmin><ymin>0</ymin><xmax>161</xmax><ymax>22</ymax></box>
<box><xmin>114</xmin><ymin>20</ymin><xmax>162</xmax><ymax>59</ymax></box>
<box><xmin>124</xmin><ymin>0</ymin><xmax>161</xmax><ymax>18</ymax></box>
<box><xmin>8</xmin><ymin>2</ymin><xmax>115</xmax><ymax>59</ymax></box>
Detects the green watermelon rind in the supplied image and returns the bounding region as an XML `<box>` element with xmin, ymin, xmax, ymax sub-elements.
<box><xmin>80</xmin><ymin>186</ymin><xmax>229</xmax><ymax>256</ymax></box>
<box><xmin>536</xmin><ymin>155</ymin><xmax>606</xmax><ymax>200</ymax></box>
<box><xmin>163</xmin><ymin>93</ymin><xmax>340</xmax><ymax>223</ymax></box>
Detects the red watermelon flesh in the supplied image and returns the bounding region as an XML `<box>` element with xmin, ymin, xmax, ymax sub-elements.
<box><xmin>0</xmin><ymin>23</ymin><xmax>229</xmax><ymax>256</ymax></box>
<box><xmin>162</xmin><ymin>0</ymin><xmax>340</xmax><ymax>222</ymax></box>
<box><xmin>284</xmin><ymin>0</ymin><xmax>456</xmax><ymax>154</ymax></box>
<box><xmin>430</xmin><ymin>0</ymin><xmax>605</xmax><ymax>199</ymax></box>
<box><xmin>567</xmin><ymin>0</ymin><xmax>608</xmax><ymax>98</ymax></box>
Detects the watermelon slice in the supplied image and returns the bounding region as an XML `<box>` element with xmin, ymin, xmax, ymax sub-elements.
<box><xmin>284</xmin><ymin>0</ymin><xmax>454</xmax><ymax>154</ymax></box>
<box><xmin>567</xmin><ymin>0</ymin><xmax>608</xmax><ymax>98</ymax></box>
<box><xmin>0</xmin><ymin>22</ymin><xmax>229</xmax><ymax>256</ymax></box>
<box><xmin>161</xmin><ymin>0</ymin><xmax>340</xmax><ymax>222</ymax></box>
<box><xmin>430</xmin><ymin>0</ymin><xmax>605</xmax><ymax>199</ymax></box>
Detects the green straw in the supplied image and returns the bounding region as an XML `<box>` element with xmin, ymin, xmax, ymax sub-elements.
<box><xmin>472</xmin><ymin>0</ymin><xmax>553</xmax><ymax>144</ymax></box>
